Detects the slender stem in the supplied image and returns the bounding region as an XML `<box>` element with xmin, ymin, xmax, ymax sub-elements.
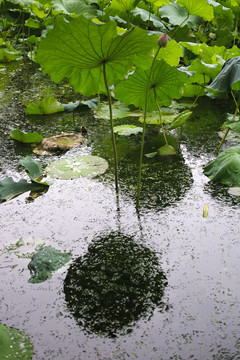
<box><xmin>154</xmin><ymin>88</ymin><xmax>168</xmax><ymax>145</ymax></box>
<box><xmin>189</xmin><ymin>95</ymin><xmax>199</xmax><ymax>111</ymax></box>
<box><xmin>216</xmin><ymin>104</ymin><xmax>239</xmax><ymax>154</ymax></box>
<box><xmin>171</xmin><ymin>14</ymin><xmax>189</xmax><ymax>39</ymax></box>
<box><xmin>103</xmin><ymin>63</ymin><xmax>119</xmax><ymax>196</ymax></box>
<box><xmin>136</xmin><ymin>47</ymin><xmax>160</xmax><ymax>208</ymax></box>
<box><xmin>231</xmin><ymin>91</ymin><xmax>239</xmax><ymax>113</ymax></box>
<box><xmin>234</xmin><ymin>15</ymin><xmax>239</xmax><ymax>46</ymax></box>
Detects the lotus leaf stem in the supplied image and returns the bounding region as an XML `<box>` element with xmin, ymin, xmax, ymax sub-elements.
<box><xmin>154</xmin><ymin>88</ymin><xmax>168</xmax><ymax>145</ymax></box>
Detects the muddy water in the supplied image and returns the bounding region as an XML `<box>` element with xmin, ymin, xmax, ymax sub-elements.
<box><xmin>0</xmin><ymin>63</ymin><xmax>240</xmax><ymax>360</ymax></box>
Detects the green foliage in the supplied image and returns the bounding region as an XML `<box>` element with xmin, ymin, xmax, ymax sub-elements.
<box><xmin>114</xmin><ymin>124</ymin><xmax>143</xmax><ymax>135</ymax></box>
<box><xmin>36</xmin><ymin>15</ymin><xmax>155</xmax><ymax>96</ymax></box>
<box><xmin>28</xmin><ymin>246</ymin><xmax>71</xmax><ymax>283</ymax></box>
<box><xmin>0</xmin><ymin>322</ymin><xmax>33</xmax><ymax>360</ymax></box>
<box><xmin>10</xmin><ymin>129</ymin><xmax>43</xmax><ymax>143</ymax></box>
<box><xmin>45</xmin><ymin>155</ymin><xmax>109</xmax><ymax>179</ymax></box>
<box><xmin>167</xmin><ymin>110</ymin><xmax>192</xmax><ymax>130</ymax></box>
<box><xmin>177</xmin><ymin>0</ymin><xmax>214</xmax><ymax>21</ymax></box>
<box><xmin>203</xmin><ymin>146</ymin><xmax>240</xmax><ymax>186</ymax></box>
<box><xmin>159</xmin><ymin>3</ymin><xmax>203</xmax><ymax>28</ymax></box>
<box><xmin>26</xmin><ymin>96</ymin><xmax>64</xmax><ymax>114</ymax></box>
<box><xmin>52</xmin><ymin>0</ymin><xmax>97</xmax><ymax>18</ymax></box>
<box><xmin>94</xmin><ymin>101</ymin><xmax>131</xmax><ymax>119</ymax></box>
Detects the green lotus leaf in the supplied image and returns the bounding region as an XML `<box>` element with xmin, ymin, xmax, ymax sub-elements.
<box><xmin>132</xmin><ymin>8</ymin><xmax>166</xmax><ymax>30</ymax></box>
<box><xmin>167</xmin><ymin>110</ymin><xmax>192</xmax><ymax>130</ymax></box>
<box><xmin>94</xmin><ymin>101</ymin><xmax>130</xmax><ymax>119</ymax></box>
<box><xmin>187</xmin><ymin>59</ymin><xmax>221</xmax><ymax>84</ymax></box>
<box><xmin>114</xmin><ymin>124</ymin><xmax>143</xmax><ymax>135</ymax></box>
<box><xmin>10</xmin><ymin>129</ymin><xmax>43</xmax><ymax>143</ymax></box>
<box><xmin>0</xmin><ymin>177</ymin><xmax>48</xmax><ymax>202</ymax></box>
<box><xmin>157</xmin><ymin>144</ymin><xmax>176</xmax><ymax>156</ymax></box>
<box><xmin>107</xmin><ymin>0</ymin><xmax>140</xmax><ymax>13</ymax></box>
<box><xmin>223</xmin><ymin>114</ymin><xmax>240</xmax><ymax>133</ymax></box>
<box><xmin>45</xmin><ymin>155</ymin><xmax>109</xmax><ymax>179</ymax></box>
<box><xmin>52</xmin><ymin>0</ymin><xmax>97</xmax><ymax>18</ymax></box>
<box><xmin>203</xmin><ymin>146</ymin><xmax>240</xmax><ymax>186</ymax></box>
<box><xmin>157</xmin><ymin>38</ymin><xmax>182</xmax><ymax>66</ymax></box>
<box><xmin>177</xmin><ymin>0</ymin><xmax>214</xmax><ymax>21</ymax></box>
<box><xmin>28</xmin><ymin>246</ymin><xmax>71</xmax><ymax>283</ymax></box>
<box><xmin>181</xmin><ymin>42</ymin><xmax>227</xmax><ymax>64</ymax></box>
<box><xmin>26</xmin><ymin>96</ymin><xmax>64</xmax><ymax>115</ymax></box>
<box><xmin>19</xmin><ymin>156</ymin><xmax>44</xmax><ymax>182</ymax></box>
<box><xmin>207</xmin><ymin>57</ymin><xmax>240</xmax><ymax>95</ymax></box>
<box><xmin>115</xmin><ymin>60</ymin><xmax>187</xmax><ymax>111</ymax></box>
<box><xmin>35</xmin><ymin>16</ymin><xmax>155</xmax><ymax>96</ymax></box>
<box><xmin>181</xmin><ymin>84</ymin><xmax>206</xmax><ymax>97</ymax></box>
<box><xmin>208</xmin><ymin>0</ymin><xmax>234</xmax><ymax>27</ymax></box>
<box><xmin>159</xmin><ymin>3</ymin><xmax>203</xmax><ymax>28</ymax></box>
<box><xmin>146</xmin><ymin>0</ymin><xmax>170</xmax><ymax>5</ymax></box>
<box><xmin>138</xmin><ymin>108</ymin><xmax>177</xmax><ymax>125</ymax></box>
<box><xmin>0</xmin><ymin>322</ymin><xmax>33</xmax><ymax>360</ymax></box>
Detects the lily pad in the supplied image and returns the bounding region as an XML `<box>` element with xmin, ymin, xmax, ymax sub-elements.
<box><xmin>94</xmin><ymin>102</ymin><xmax>131</xmax><ymax>120</ymax></box>
<box><xmin>26</xmin><ymin>96</ymin><xmax>64</xmax><ymax>115</ymax></box>
<box><xmin>45</xmin><ymin>155</ymin><xmax>109</xmax><ymax>179</ymax></box>
<box><xmin>157</xmin><ymin>144</ymin><xmax>177</xmax><ymax>156</ymax></box>
<box><xmin>10</xmin><ymin>129</ymin><xmax>43</xmax><ymax>143</ymax></box>
<box><xmin>167</xmin><ymin>110</ymin><xmax>192</xmax><ymax>130</ymax></box>
<box><xmin>113</xmin><ymin>125</ymin><xmax>143</xmax><ymax>136</ymax></box>
<box><xmin>41</xmin><ymin>133</ymin><xmax>85</xmax><ymax>153</ymax></box>
<box><xmin>203</xmin><ymin>146</ymin><xmax>240</xmax><ymax>186</ymax></box>
<box><xmin>0</xmin><ymin>322</ymin><xmax>33</xmax><ymax>360</ymax></box>
<box><xmin>28</xmin><ymin>246</ymin><xmax>71</xmax><ymax>283</ymax></box>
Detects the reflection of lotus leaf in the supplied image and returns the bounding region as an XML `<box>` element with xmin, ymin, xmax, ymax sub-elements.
<box><xmin>64</xmin><ymin>233</ymin><xmax>167</xmax><ymax>337</ymax></box>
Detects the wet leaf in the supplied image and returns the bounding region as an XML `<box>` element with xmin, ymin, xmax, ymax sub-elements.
<box><xmin>26</xmin><ymin>96</ymin><xmax>64</xmax><ymax>115</ymax></box>
<box><xmin>203</xmin><ymin>146</ymin><xmax>240</xmax><ymax>186</ymax></box>
<box><xmin>20</xmin><ymin>156</ymin><xmax>44</xmax><ymax>182</ymax></box>
<box><xmin>114</xmin><ymin>125</ymin><xmax>143</xmax><ymax>135</ymax></box>
<box><xmin>36</xmin><ymin>15</ymin><xmax>155</xmax><ymax>96</ymax></box>
<box><xmin>28</xmin><ymin>246</ymin><xmax>71</xmax><ymax>283</ymax></box>
<box><xmin>157</xmin><ymin>144</ymin><xmax>176</xmax><ymax>156</ymax></box>
<box><xmin>138</xmin><ymin>108</ymin><xmax>177</xmax><ymax>125</ymax></box>
<box><xmin>0</xmin><ymin>322</ymin><xmax>33</xmax><ymax>360</ymax></box>
<box><xmin>167</xmin><ymin>110</ymin><xmax>192</xmax><ymax>130</ymax></box>
<box><xmin>10</xmin><ymin>129</ymin><xmax>43</xmax><ymax>143</ymax></box>
<box><xmin>0</xmin><ymin>177</ymin><xmax>47</xmax><ymax>202</ymax></box>
<box><xmin>94</xmin><ymin>102</ymin><xmax>130</xmax><ymax>119</ymax></box>
<box><xmin>45</xmin><ymin>155</ymin><xmax>109</xmax><ymax>179</ymax></box>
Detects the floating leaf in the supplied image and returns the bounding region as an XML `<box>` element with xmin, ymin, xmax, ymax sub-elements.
<box><xmin>0</xmin><ymin>177</ymin><xmax>47</xmax><ymax>202</ymax></box>
<box><xmin>45</xmin><ymin>155</ymin><xmax>108</xmax><ymax>179</ymax></box>
<box><xmin>10</xmin><ymin>129</ymin><xmax>43</xmax><ymax>143</ymax></box>
<box><xmin>177</xmin><ymin>0</ymin><xmax>214</xmax><ymax>21</ymax></box>
<box><xmin>207</xmin><ymin>57</ymin><xmax>240</xmax><ymax>95</ymax></box>
<box><xmin>26</xmin><ymin>96</ymin><xmax>64</xmax><ymax>115</ymax></box>
<box><xmin>114</xmin><ymin>124</ymin><xmax>143</xmax><ymax>135</ymax></box>
<box><xmin>19</xmin><ymin>156</ymin><xmax>44</xmax><ymax>182</ymax></box>
<box><xmin>28</xmin><ymin>246</ymin><xmax>71</xmax><ymax>283</ymax></box>
<box><xmin>36</xmin><ymin>15</ymin><xmax>155</xmax><ymax>96</ymax></box>
<box><xmin>203</xmin><ymin>146</ymin><xmax>240</xmax><ymax>186</ymax></box>
<box><xmin>138</xmin><ymin>108</ymin><xmax>177</xmax><ymax>125</ymax></box>
<box><xmin>0</xmin><ymin>322</ymin><xmax>33</xmax><ymax>360</ymax></box>
<box><xmin>94</xmin><ymin>102</ymin><xmax>130</xmax><ymax>119</ymax></box>
<box><xmin>157</xmin><ymin>144</ymin><xmax>176</xmax><ymax>156</ymax></box>
<box><xmin>115</xmin><ymin>60</ymin><xmax>187</xmax><ymax>111</ymax></box>
<box><xmin>167</xmin><ymin>110</ymin><xmax>192</xmax><ymax>130</ymax></box>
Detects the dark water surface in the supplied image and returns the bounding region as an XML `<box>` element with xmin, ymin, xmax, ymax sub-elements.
<box><xmin>0</xmin><ymin>63</ymin><xmax>240</xmax><ymax>360</ymax></box>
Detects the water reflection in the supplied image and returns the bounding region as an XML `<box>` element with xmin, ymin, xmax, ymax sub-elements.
<box><xmin>64</xmin><ymin>233</ymin><xmax>167</xmax><ymax>337</ymax></box>
<box><xmin>204</xmin><ymin>181</ymin><xmax>240</xmax><ymax>207</ymax></box>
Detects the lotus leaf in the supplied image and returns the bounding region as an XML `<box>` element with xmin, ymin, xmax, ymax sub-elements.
<box><xmin>35</xmin><ymin>15</ymin><xmax>155</xmax><ymax>96</ymax></box>
<box><xmin>94</xmin><ymin>102</ymin><xmax>130</xmax><ymax>120</ymax></box>
<box><xmin>10</xmin><ymin>129</ymin><xmax>43</xmax><ymax>143</ymax></box>
<box><xmin>114</xmin><ymin>125</ymin><xmax>143</xmax><ymax>135</ymax></box>
<box><xmin>28</xmin><ymin>246</ymin><xmax>71</xmax><ymax>283</ymax></box>
<box><xmin>0</xmin><ymin>322</ymin><xmax>33</xmax><ymax>360</ymax></box>
<box><xmin>159</xmin><ymin>3</ymin><xmax>203</xmax><ymax>28</ymax></box>
<box><xmin>157</xmin><ymin>144</ymin><xmax>176</xmax><ymax>156</ymax></box>
<box><xmin>138</xmin><ymin>108</ymin><xmax>177</xmax><ymax>125</ymax></box>
<box><xmin>0</xmin><ymin>177</ymin><xmax>47</xmax><ymax>202</ymax></box>
<box><xmin>20</xmin><ymin>156</ymin><xmax>44</xmax><ymax>182</ymax></box>
<box><xmin>45</xmin><ymin>155</ymin><xmax>108</xmax><ymax>179</ymax></box>
<box><xmin>52</xmin><ymin>0</ymin><xmax>97</xmax><ymax>18</ymax></box>
<box><xmin>203</xmin><ymin>146</ymin><xmax>240</xmax><ymax>186</ymax></box>
<box><xmin>115</xmin><ymin>60</ymin><xmax>187</xmax><ymax>111</ymax></box>
<box><xmin>207</xmin><ymin>57</ymin><xmax>240</xmax><ymax>95</ymax></box>
<box><xmin>26</xmin><ymin>96</ymin><xmax>64</xmax><ymax>115</ymax></box>
<box><xmin>177</xmin><ymin>0</ymin><xmax>214</xmax><ymax>21</ymax></box>
<box><xmin>167</xmin><ymin>110</ymin><xmax>192</xmax><ymax>130</ymax></box>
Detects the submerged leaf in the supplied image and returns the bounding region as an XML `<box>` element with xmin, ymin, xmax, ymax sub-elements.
<box><xmin>10</xmin><ymin>129</ymin><xmax>43</xmax><ymax>143</ymax></box>
<box><xmin>46</xmin><ymin>155</ymin><xmax>108</xmax><ymax>179</ymax></box>
<box><xmin>0</xmin><ymin>322</ymin><xmax>33</xmax><ymax>360</ymax></box>
<box><xmin>114</xmin><ymin>124</ymin><xmax>143</xmax><ymax>135</ymax></box>
<box><xmin>36</xmin><ymin>16</ymin><xmax>155</xmax><ymax>96</ymax></box>
<box><xmin>203</xmin><ymin>146</ymin><xmax>240</xmax><ymax>186</ymax></box>
<box><xmin>28</xmin><ymin>246</ymin><xmax>71</xmax><ymax>283</ymax></box>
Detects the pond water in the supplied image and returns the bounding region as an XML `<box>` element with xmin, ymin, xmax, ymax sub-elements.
<box><xmin>0</xmin><ymin>62</ymin><xmax>240</xmax><ymax>360</ymax></box>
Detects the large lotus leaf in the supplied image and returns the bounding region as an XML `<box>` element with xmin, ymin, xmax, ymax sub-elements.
<box><xmin>177</xmin><ymin>0</ymin><xmax>214</xmax><ymax>20</ymax></box>
<box><xmin>138</xmin><ymin>108</ymin><xmax>177</xmax><ymax>125</ymax></box>
<box><xmin>26</xmin><ymin>96</ymin><xmax>64</xmax><ymax>115</ymax></box>
<box><xmin>35</xmin><ymin>16</ymin><xmax>155</xmax><ymax>96</ymax></box>
<box><xmin>10</xmin><ymin>129</ymin><xmax>43</xmax><ymax>143</ymax></box>
<box><xmin>0</xmin><ymin>322</ymin><xmax>33</xmax><ymax>360</ymax></box>
<box><xmin>28</xmin><ymin>246</ymin><xmax>71</xmax><ymax>283</ymax></box>
<box><xmin>46</xmin><ymin>155</ymin><xmax>108</xmax><ymax>179</ymax></box>
<box><xmin>207</xmin><ymin>57</ymin><xmax>240</xmax><ymax>95</ymax></box>
<box><xmin>157</xmin><ymin>38</ymin><xmax>182</xmax><ymax>66</ymax></box>
<box><xmin>52</xmin><ymin>0</ymin><xmax>97</xmax><ymax>18</ymax></box>
<box><xmin>107</xmin><ymin>0</ymin><xmax>140</xmax><ymax>13</ymax></box>
<box><xmin>0</xmin><ymin>177</ymin><xmax>48</xmax><ymax>202</ymax></box>
<box><xmin>159</xmin><ymin>3</ymin><xmax>203</xmax><ymax>28</ymax></box>
<box><xmin>146</xmin><ymin>0</ymin><xmax>170</xmax><ymax>5</ymax></box>
<box><xmin>181</xmin><ymin>84</ymin><xmax>206</xmax><ymax>97</ymax></box>
<box><xmin>187</xmin><ymin>59</ymin><xmax>221</xmax><ymax>84</ymax></box>
<box><xmin>113</xmin><ymin>124</ymin><xmax>143</xmax><ymax>135</ymax></box>
<box><xmin>94</xmin><ymin>101</ymin><xmax>130</xmax><ymax>119</ymax></box>
<box><xmin>115</xmin><ymin>60</ymin><xmax>187</xmax><ymax>111</ymax></box>
<box><xmin>132</xmin><ymin>8</ymin><xmax>166</xmax><ymax>30</ymax></box>
<box><xmin>208</xmin><ymin>0</ymin><xmax>234</xmax><ymax>27</ymax></box>
<box><xmin>203</xmin><ymin>146</ymin><xmax>240</xmax><ymax>186</ymax></box>
<box><xmin>181</xmin><ymin>42</ymin><xmax>227</xmax><ymax>64</ymax></box>
<box><xmin>167</xmin><ymin>110</ymin><xmax>192</xmax><ymax>130</ymax></box>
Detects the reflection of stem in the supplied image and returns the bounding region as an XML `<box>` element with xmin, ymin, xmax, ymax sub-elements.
<box><xmin>147</xmin><ymin>4</ymin><xmax>152</xmax><ymax>29</ymax></box>
<box><xmin>154</xmin><ymin>88</ymin><xmax>168</xmax><ymax>145</ymax></box>
<box><xmin>103</xmin><ymin>63</ymin><xmax>119</xmax><ymax>198</ymax></box>
<box><xmin>136</xmin><ymin>47</ymin><xmax>160</xmax><ymax>209</ymax></box>
<box><xmin>171</xmin><ymin>14</ymin><xmax>189</xmax><ymax>39</ymax></box>
<box><xmin>216</xmin><ymin>104</ymin><xmax>239</xmax><ymax>154</ymax></box>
